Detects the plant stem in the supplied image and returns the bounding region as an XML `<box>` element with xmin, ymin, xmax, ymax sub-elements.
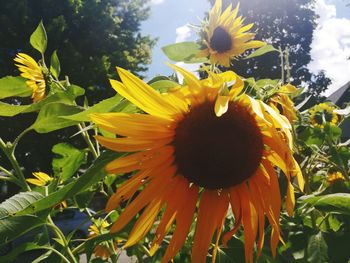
<box><xmin>279</xmin><ymin>47</ymin><xmax>285</xmax><ymax>84</ymax></box>
<box><xmin>78</xmin><ymin>124</ymin><xmax>98</xmax><ymax>159</ymax></box>
<box><xmin>0</xmin><ymin>138</ymin><xmax>30</xmax><ymax>191</ymax></box>
<box><xmin>47</xmin><ymin>216</ymin><xmax>78</xmax><ymax>263</ymax></box>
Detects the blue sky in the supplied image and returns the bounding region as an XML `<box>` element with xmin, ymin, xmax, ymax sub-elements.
<box><xmin>141</xmin><ymin>0</ymin><xmax>350</xmax><ymax>95</ymax></box>
<box><xmin>141</xmin><ymin>0</ymin><xmax>210</xmax><ymax>79</ymax></box>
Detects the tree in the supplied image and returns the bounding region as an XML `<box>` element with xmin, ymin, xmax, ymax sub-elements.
<box><xmin>209</xmin><ymin>0</ymin><xmax>331</xmax><ymax>100</ymax></box>
<box><xmin>0</xmin><ymin>0</ymin><xmax>156</xmax><ymax>181</ymax></box>
<box><xmin>0</xmin><ymin>0</ymin><xmax>155</xmax><ymax>99</ymax></box>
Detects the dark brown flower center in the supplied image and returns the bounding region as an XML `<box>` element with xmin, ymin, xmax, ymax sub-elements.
<box><xmin>173</xmin><ymin>100</ymin><xmax>264</xmax><ymax>189</ymax></box>
<box><xmin>210</xmin><ymin>26</ymin><xmax>232</xmax><ymax>53</ymax></box>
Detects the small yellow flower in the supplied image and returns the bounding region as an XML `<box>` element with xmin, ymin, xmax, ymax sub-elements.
<box><xmin>309</xmin><ymin>103</ymin><xmax>339</xmax><ymax>128</ymax></box>
<box><xmin>14</xmin><ymin>53</ymin><xmax>46</xmax><ymax>102</ymax></box>
<box><xmin>268</xmin><ymin>84</ymin><xmax>298</xmax><ymax>123</ymax></box>
<box><xmin>88</xmin><ymin>220</ymin><xmax>110</xmax><ymax>238</ymax></box>
<box><xmin>88</xmin><ymin>220</ymin><xmax>114</xmax><ymax>259</ymax></box>
<box><xmin>327</xmin><ymin>171</ymin><xmax>346</xmax><ymax>184</ymax></box>
<box><xmin>54</xmin><ymin>200</ymin><xmax>68</xmax><ymax>211</ymax></box>
<box><xmin>198</xmin><ymin>0</ymin><xmax>265</xmax><ymax>66</ymax></box>
<box><xmin>26</xmin><ymin>172</ymin><xmax>52</xmax><ymax>186</ymax></box>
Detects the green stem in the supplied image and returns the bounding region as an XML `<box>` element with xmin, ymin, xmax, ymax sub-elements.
<box><xmin>0</xmin><ymin>165</ymin><xmax>13</xmax><ymax>177</ymax></box>
<box><xmin>0</xmin><ymin>138</ymin><xmax>30</xmax><ymax>191</ymax></box>
<box><xmin>279</xmin><ymin>47</ymin><xmax>285</xmax><ymax>84</ymax></box>
<box><xmin>47</xmin><ymin>216</ymin><xmax>78</xmax><ymax>263</ymax></box>
<box><xmin>284</xmin><ymin>47</ymin><xmax>291</xmax><ymax>83</ymax></box>
<box><xmin>52</xmin><ymin>76</ymin><xmax>99</xmax><ymax>159</ymax></box>
<box><xmin>12</xmin><ymin>128</ymin><xmax>31</xmax><ymax>153</ymax></box>
<box><xmin>31</xmin><ymin>246</ymin><xmax>71</xmax><ymax>263</ymax></box>
<box><xmin>78</xmin><ymin>124</ymin><xmax>98</xmax><ymax>159</ymax></box>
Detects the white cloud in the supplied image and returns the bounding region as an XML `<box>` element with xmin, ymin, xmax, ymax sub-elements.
<box><xmin>309</xmin><ymin>0</ymin><xmax>350</xmax><ymax>96</ymax></box>
<box><xmin>150</xmin><ymin>0</ymin><xmax>164</xmax><ymax>5</ymax></box>
<box><xmin>175</xmin><ymin>24</ymin><xmax>192</xmax><ymax>43</ymax></box>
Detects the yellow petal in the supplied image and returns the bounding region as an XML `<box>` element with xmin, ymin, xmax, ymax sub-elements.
<box><xmin>113</xmin><ymin>68</ymin><xmax>182</xmax><ymax>119</ymax></box>
<box><xmin>161</xmin><ymin>184</ymin><xmax>198</xmax><ymax>263</ymax></box>
<box><xmin>90</xmin><ymin>113</ymin><xmax>174</xmax><ymax>140</ymax></box>
<box><xmin>106</xmin><ymin>146</ymin><xmax>174</xmax><ymax>174</ymax></box>
<box><xmin>191</xmin><ymin>190</ymin><xmax>229</xmax><ymax>263</ymax></box>
<box><xmin>95</xmin><ymin>135</ymin><xmax>172</xmax><ymax>152</ymax></box>
<box><xmin>214</xmin><ymin>95</ymin><xmax>230</xmax><ymax>117</ymax></box>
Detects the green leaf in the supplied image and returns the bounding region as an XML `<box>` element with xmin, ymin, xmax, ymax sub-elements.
<box><xmin>0</xmin><ymin>102</ymin><xmax>30</xmax><ymax>117</ymax></box>
<box><xmin>0</xmin><ymin>192</ymin><xmax>44</xmax><ymax>219</ymax></box>
<box><xmin>0</xmin><ymin>216</ymin><xmax>45</xmax><ymax>246</ymax></box>
<box><xmin>149</xmin><ymin>80</ymin><xmax>179</xmax><ymax>92</ymax></box>
<box><xmin>62</xmin><ymin>95</ymin><xmax>123</xmax><ymax>122</ymax></box>
<box><xmin>244</xmin><ymin>44</ymin><xmax>278</xmax><ymax>59</ymax></box>
<box><xmin>0</xmin><ymin>85</ymin><xmax>85</xmax><ymax>117</ymax></box>
<box><xmin>15</xmin><ymin>151</ymin><xmax>120</xmax><ymax>216</ymax></box>
<box><xmin>30</xmin><ymin>21</ymin><xmax>47</xmax><ymax>54</ymax></box>
<box><xmin>0</xmin><ymin>76</ymin><xmax>31</xmax><ymax>99</ymax></box>
<box><xmin>30</xmin><ymin>102</ymin><xmax>82</xmax><ymax>133</ymax></box>
<box><xmin>52</xmin><ymin>143</ymin><xmax>87</xmax><ymax>181</ymax></box>
<box><xmin>162</xmin><ymin>42</ymin><xmax>208</xmax><ymax>63</ymax></box>
<box><xmin>302</xmin><ymin>193</ymin><xmax>350</xmax><ymax>215</ymax></box>
<box><xmin>307</xmin><ymin>232</ymin><xmax>328</xmax><ymax>263</ymax></box>
<box><xmin>50</xmin><ymin>50</ymin><xmax>61</xmax><ymax>79</ymax></box>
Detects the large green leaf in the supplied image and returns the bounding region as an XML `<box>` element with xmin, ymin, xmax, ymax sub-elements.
<box><xmin>0</xmin><ymin>85</ymin><xmax>84</xmax><ymax>117</ymax></box>
<box><xmin>0</xmin><ymin>76</ymin><xmax>31</xmax><ymax>99</ymax></box>
<box><xmin>30</xmin><ymin>102</ymin><xmax>82</xmax><ymax>133</ymax></box>
<box><xmin>0</xmin><ymin>216</ymin><xmax>45</xmax><ymax>246</ymax></box>
<box><xmin>0</xmin><ymin>102</ymin><xmax>29</xmax><ymax>117</ymax></box>
<box><xmin>52</xmin><ymin>143</ymin><xmax>87</xmax><ymax>181</ymax></box>
<box><xmin>15</xmin><ymin>151</ymin><xmax>120</xmax><ymax>216</ymax></box>
<box><xmin>244</xmin><ymin>44</ymin><xmax>278</xmax><ymax>59</ymax></box>
<box><xmin>307</xmin><ymin>232</ymin><xmax>328</xmax><ymax>263</ymax></box>
<box><xmin>0</xmin><ymin>192</ymin><xmax>43</xmax><ymax>219</ymax></box>
<box><xmin>302</xmin><ymin>193</ymin><xmax>350</xmax><ymax>215</ymax></box>
<box><xmin>30</xmin><ymin>21</ymin><xmax>47</xmax><ymax>54</ymax></box>
<box><xmin>162</xmin><ymin>42</ymin><xmax>208</xmax><ymax>63</ymax></box>
<box><xmin>62</xmin><ymin>95</ymin><xmax>123</xmax><ymax>122</ymax></box>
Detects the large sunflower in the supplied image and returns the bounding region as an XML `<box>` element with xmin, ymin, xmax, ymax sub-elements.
<box><xmin>14</xmin><ymin>53</ymin><xmax>46</xmax><ymax>102</ymax></box>
<box><xmin>91</xmin><ymin>66</ymin><xmax>304</xmax><ymax>263</ymax></box>
<box><xmin>198</xmin><ymin>0</ymin><xmax>265</xmax><ymax>66</ymax></box>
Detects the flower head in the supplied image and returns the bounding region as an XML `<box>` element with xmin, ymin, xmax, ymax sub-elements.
<box><xmin>26</xmin><ymin>172</ymin><xmax>52</xmax><ymax>186</ymax></box>
<box><xmin>309</xmin><ymin>103</ymin><xmax>339</xmax><ymax>128</ymax></box>
<box><xmin>91</xmin><ymin>65</ymin><xmax>304</xmax><ymax>263</ymax></box>
<box><xmin>14</xmin><ymin>53</ymin><xmax>46</xmax><ymax>102</ymax></box>
<box><xmin>88</xmin><ymin>220</ymin><xmax>114</xmax><ymax>260</ymax></box>
<box><xmin>327</xmin><ymin>171</ymin><xmax>345</xmax><ymax>184</ymax></box>
<box><xmin>198</xmin><ymin>0</ymin><xmax>265</xmax><ymax>66</ymax></box>
<box><xmin>268</xmin><ymin>84</ymin><xmax>298</xmax><ymax>123</ymax></box>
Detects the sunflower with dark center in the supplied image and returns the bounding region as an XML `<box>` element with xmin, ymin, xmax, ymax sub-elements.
<box><xmin>198</xmin><ymin>0</ymin><xmax>265</xmax><ymax>67</ymax></box>
<box><xmin>309</xmin><ymin>103</ymin><xmax>339</xmax><ymax>128</ymax></box>
<box><xmin>91</xmin><ymin>65</ymin><xmax>304</xmax><ymax>263</ymax></box>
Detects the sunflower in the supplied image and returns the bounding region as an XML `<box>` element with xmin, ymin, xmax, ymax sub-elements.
<box><xmin>26</xmin><ymin>172</ymin><xmax>53</xmax><ymax>186</ymax></box>
<box><xmin>198</xmin><ymin>0</ymin><xmax>265</xmax><ymax>66</ymax></box>
<box><xmin>309</xmin><ymin>103</ymin><xmax>339</xmax><ymax>128</ymax></box>
<box><xmin>88</xmin><ymin>220</ymin><xmax>116</xmax><ymax>260</ymax></box>
<box><xmin>14</xmin><ymin>53</ymin><xmax>46</xmax><ymax>102</ymax></box>
<box><xmin>326</xmin><ymin>171</ymin><xmax>345</xmax><ymax>184</ymax></box>
<box><xmin>91</xmin><ymin>65</ymin><xmax>304</xmax><ymax>263</ymax></box>
<box><xmin>268</xmin><ymin>84</ymin><xmax>298</xmax><ymax>123</ymax></box>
